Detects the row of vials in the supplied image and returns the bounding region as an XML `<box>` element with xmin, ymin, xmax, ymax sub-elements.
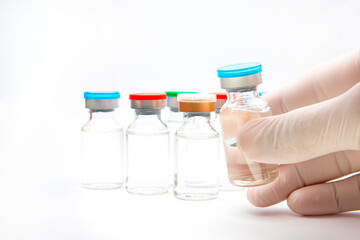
<box><xmin>81</xmin><ymin>62</ymin><xmax>280</xmax><ymax>200</ymax></box>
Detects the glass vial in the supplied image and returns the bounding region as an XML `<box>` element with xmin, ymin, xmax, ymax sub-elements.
<box><xmin>217</xmin><ymin>62</ymin><xmax>279</xmax><ymax>187</ymax></box>
<box><xmin>174</xmin><ymin>94</ymin><xmax>219</xmax><ymax>200</ymax></box>
<box><xmin>126</xmin><ymin>93</ymin><xmax>170</xmax><ymax>195</ymax></box>
<box><xmin>212</xmin><ymin>92</ymin><xmax>244</xmax><ymax>191</ymax></box>
<box><xmin>165</xmin><ymin>91</ymin><xmax>198</xmax><ymax>186</ymax></box>
<box><xmin>81</xmin><ymin>91</ymin><xmax>125</xmax><ymax>189</ymax></box>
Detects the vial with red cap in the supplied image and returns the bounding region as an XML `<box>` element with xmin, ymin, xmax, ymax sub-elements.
<box><xmin>126</xmin><ymin>93</ymin><xmax>170</xmax><ymax>195</ymax></box>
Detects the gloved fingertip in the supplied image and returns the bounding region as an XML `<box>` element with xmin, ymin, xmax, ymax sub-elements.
<box><xmin>287</xmin><ymin>191</ymin><xmax>304</xmax><ymax>215</ymax></box>
<box><xmin>237</xmin><ymin>117</ymin><xmax>274</xmax><ymax>164</ymax></box>
<box><xmin>287</xmin><ymin>190</ymin><xmax>326</xmax><ymax>216</ymax></box>
<box><xmin>247</xmin><ymin>188</ymin><xmax>265</xmax><ymax>207</ymax></box>
<box><xmin>237</xmin><ymin>115</ymin><xmax>286</xmax><ymax>164</ymax></box>
<box><xmin>237</xmin><ymin>118</ymin><xmax>262</xmax><ymax>156</ymax></box>
<box><xmin>247</xmin><ymin>187</ymin><xmax>274</xmax><ymax>208</ymax></box>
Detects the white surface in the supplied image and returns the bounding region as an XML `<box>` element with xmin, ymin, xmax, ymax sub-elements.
<box><xmin>0</xmin><ymin>0</ymin><xmax>360</xmax><ymax>239</ymax></box>
<box><xmin>0</xmin><ymin>185</ymin><xmax>359</xmax><ymax>240</ymax></box>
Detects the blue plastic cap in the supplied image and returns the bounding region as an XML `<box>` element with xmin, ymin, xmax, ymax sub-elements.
<box><xmin>259</xmin><ymin>92</ymin><xmax>268</xmax><ymax>97</ymax></box>
<box><xmin>84</xmin><ymin>91</ymin><xmax>120</xmax><ymax>100</ymax></box>
<box><xmin>217</xmin><ymin>62</ymin><xmax>262</xmax><ymax>78</ymax></box>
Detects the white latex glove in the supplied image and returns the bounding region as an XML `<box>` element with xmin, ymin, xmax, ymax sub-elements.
<box><xmin>237</xmin><ymin>49</ymin><xmax>360</xmax><ymax>215</ymax></box>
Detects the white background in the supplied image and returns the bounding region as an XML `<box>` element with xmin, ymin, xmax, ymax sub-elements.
<box><xmin>0</xmin><ymin>0</ymin><xmax>360</xmax><ymax>239</ymax></box>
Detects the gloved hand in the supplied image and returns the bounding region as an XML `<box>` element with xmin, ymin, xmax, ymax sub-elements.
<box><xmin>237</xmin><ymin>49</ymin><xmax>360</xmax><ymax>215</ymax></box>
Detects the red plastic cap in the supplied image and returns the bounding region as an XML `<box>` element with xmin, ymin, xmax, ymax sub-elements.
<box><xmin>211</xmin><ymin>92</ymin><xmax>227</xmax><ymax>100</ymax></box>
<box><xmin>129</xmin><ymin>93</ymin><xmax>167</xmax><ymax>100</ymax></box>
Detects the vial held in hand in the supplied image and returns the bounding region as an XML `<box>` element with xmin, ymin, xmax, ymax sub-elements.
<box><xmin>217</xmin><ymin>63</ymin><xmax>279</xmax><ymax>187</ymax></box>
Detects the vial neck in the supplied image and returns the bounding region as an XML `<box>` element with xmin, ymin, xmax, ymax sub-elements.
<box><xmin>90</xmin><ymin>110</ymin><xmax>115</xmax><ymax>119</ymax></box>
<box><xmin>168</xmin><ymin>109</ymin><xmax>183</xmax><ymax>121</ymax></box>
<box><xmin>169</xmin><ymin>107</ymin><xmax>180</xmax><ymax>113</ymax></box>
<box><xmin>135</xmin><ymin>109</ymin><xmax>162</xmax><ymax>120</ymax></box>
<box><xmin>227</xmin><ymin>87</ymin><xmax>258</xmax><ymax>102</ymax></box>
<box><xmin>183</xmin><ymin>112</ymin><xmax>211</xmax><ymax>124</ymax></box>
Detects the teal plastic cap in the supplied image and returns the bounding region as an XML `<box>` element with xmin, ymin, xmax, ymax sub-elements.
<box><xmin>217</xmin><ymin>62</ymin><xmax>262</xmax><ymax>78</ymax></box>
<box><xmin>84</xmin><ymin>91</ymin><xmax>120</xmax><ymax>100</ymax></box>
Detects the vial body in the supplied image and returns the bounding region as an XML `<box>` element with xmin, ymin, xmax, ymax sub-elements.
<box><xmin>165</xmin><ymin>92</ymin><xmax>199</xmax><ymax>187</ymax></box>
<box><xmin>175</xmin><ymin>113</ymin><xmax>219</xmax><ymax>200</ymax></box>
<box><xmin>126</xmin><ymin>109</ymin><xmax>170</xmax><ymax>195</ymax></box>
<box><xmin>166</xmin><ymin>110</ymin><xmax>184</xmax><ymax>186</ymax></box>
<box><xmin>220</xmin><ymin>91</ymin><xmax>279</xmax><ymax>187</ymax></box>
<box><xmin>213</xmin><ymin>113</ymin><xmax>244</xmax><ymax>191</ymax></box>
<box><xmin>81</xmin><ymin>111</ymin><xmax>125</xmax><ymax>189</ymax></box>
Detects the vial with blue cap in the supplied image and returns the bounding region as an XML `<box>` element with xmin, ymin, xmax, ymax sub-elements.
<box><xmin>217</xmin><ymin>63</ymin><xmax>279</xmax><ymax>187</ymax></box>
<box><xmin>81</xmin><ymin>91</ymin><xmax>124</xmax><ymax>189</ymax></box>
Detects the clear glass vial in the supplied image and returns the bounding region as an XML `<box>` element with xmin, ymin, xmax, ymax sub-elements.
<box><xmin>81</xmin><ymin>91</ymin><xmax>125</xmax><ymax>189</ymax></box>
<box><xmin>126</xmin><ymin>93</ymin><xmax>170</xmax><ymax>195</ymax></box>
<box><xmin>174</xmin><ymin>94</ymin><xmax>219</xmax><ymax>200</ymax></box>
<box><xmin>165</xmin><ymin>91</ymin><xmax>198</xmax><ymax>186</ymax></box>
<box><xmin>212</xmin><ymin>92</ymin><xmax>244</xmax><ymax>191</ymax></box>
<box><xmin>218</xmin><ymin>62</ymin><xmax>279</xmax><ymax>187</ymax></box>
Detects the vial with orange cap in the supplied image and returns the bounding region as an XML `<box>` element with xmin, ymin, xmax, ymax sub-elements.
<box><xmin>174</xmin><ymin>94</ymin><xmax>219</xmax><ymax>200</ymax></box>
<box><xmin>126</xmin><ymin>93</ymin><xmax>170</xmax><ymax>195</ymax></box>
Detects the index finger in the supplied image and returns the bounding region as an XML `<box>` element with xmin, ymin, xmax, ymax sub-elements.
<box><xmin>264</xmin><ymin>49</ymin><xmax>360</xmax><ymax>115</ymax></box>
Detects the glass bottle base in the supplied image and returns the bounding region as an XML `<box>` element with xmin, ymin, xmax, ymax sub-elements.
<box><xmin>126</xmin><ymin>186</ymin><xmax>168</xmax><ymax>195</ymax></box>
<box><xmin>174</xmin><ymin>185</ymin><xmax>219</xmax><ymax>201</ymax></box>
<box><xmin>229</xmin><ymin>169</ymin><xmax>279</xmax><ymax>187</ymax></box>
<box><xmin>82</xmin><ymin>182</ymin><xmax>123</xmax><ymax>190</ymax></box>
<box><xmin>174</xmin><ymin>192</ymin><xmax>218</xmax><ymax>201</ymax></box>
